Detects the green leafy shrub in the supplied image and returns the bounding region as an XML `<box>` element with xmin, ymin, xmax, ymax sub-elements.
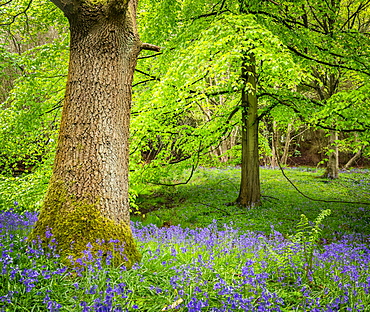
<box><xmin>0</xmin><ymin>168</ymin><xmax>50</xmax><ymax>212</ymax></box>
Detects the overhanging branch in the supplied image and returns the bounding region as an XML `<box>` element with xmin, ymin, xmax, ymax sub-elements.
<box><xmin>286</xmin><ymin>46</ymin><xmax>370</xmax><ymax>76</ymax></box>
<box><xmin>0</xmin><ymin>0</ymin><xmax>32</xmax><ymax>26</ymax></box>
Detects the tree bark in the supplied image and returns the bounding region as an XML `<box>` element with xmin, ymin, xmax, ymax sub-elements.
<box><xmin>29</xmin><ymin>0</ymin><xmax>142</xmax><ymax>268</ymax></box>
<box><xmin>235</xmin><ymin>54</ymin><xmax>261</xmax><ymax>207</ymax></box>
<box><xmin>322</xmin><ymin>131</ymin><xmax>339</xmax><ymax>179</ymax></box>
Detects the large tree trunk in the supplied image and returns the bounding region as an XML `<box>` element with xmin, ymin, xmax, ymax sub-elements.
<box><xmin>29</xmin><ymin>0</ymin><xmax>143</xmax><ymax>268</ymax></box>
<box><xmin>235</xmin><ymin>54</ymin><xmax>261</xmax><ymax>207</ymax></box>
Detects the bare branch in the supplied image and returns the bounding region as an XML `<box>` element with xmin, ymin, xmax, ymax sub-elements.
<box><xmin>132</xmin><ymin>78</ymin><xmax>156</xmax><ymax>88</ymax></box>
<box><xmin>138</xmin><ymin>52</ymin><xmax>162</xmax><ymax>59</ymax></box>
<box><xmin>0</xmin><ymin>0</ymin><xmax>32</xmax><ymax>26</ymax></box>
<box><xmin>0</xmin><ymin>0</ymin><xmax>13</xmax><ymax>7</ymax></box>
<box><xmin>286</xmin><ymin>45</ymin><xmax>370</xmax><ymax>76</ymax></box>
<box><xmin>140</xmin><ymin>43</ymin><xmax>161</xmax><ymax>52</ymax></box>
<box><xmin>40</xmin><ymin>99</ymin><xmax>63</xmax><ymax>116</ymax></box>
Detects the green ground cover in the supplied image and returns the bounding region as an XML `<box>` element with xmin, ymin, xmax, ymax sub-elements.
<box><xmin>133</xmin><ymin>167</ymin><xmax>370</xmax><ymax>239</ymax></box>
<box><xmin>1</xmin><ymin>167</ymin><xmax>370</xmax><ymax>311</ymax></box>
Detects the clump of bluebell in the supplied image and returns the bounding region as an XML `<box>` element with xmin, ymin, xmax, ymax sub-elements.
<box><xmin>1</xmin><ymin>210</ymin><xmax>369</xmax><ymax>311</ymax></box>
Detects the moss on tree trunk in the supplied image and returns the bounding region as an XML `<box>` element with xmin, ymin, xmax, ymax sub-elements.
<box><xmin>29</xmin><ymin>179</ymin><xmax>141</xmax><ymax>268</ymax></box>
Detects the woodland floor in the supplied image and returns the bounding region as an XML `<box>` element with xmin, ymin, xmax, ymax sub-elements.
<box><xmin>132</xmin><ymin>166</ymin><xmax>370</xmax><ymax>240</ymax></box>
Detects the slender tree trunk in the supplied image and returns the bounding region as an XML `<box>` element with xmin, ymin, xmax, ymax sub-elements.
<box><xmin>235</xmin><ymin>54</ymin><xmax>261</xmax><ymax>207</ymax></box>
<box><xmin>29</xmin><ymin>0</ymin><xmax>143</xmax><ymax>268</ymax></box>
<box><xmin>281</xmin><ymin>124</ymin><xmax>293</xmax><ymax>166</ymax></box>
<box><xmin>314</xmin><ymin>72</ymin><xmax>340</xmax><ymax>179</ymax></box>
<box><xmin>322</xmin><ymin>131</ymin><xmax>339</xmax><ymax>179</ymax></box>
<box><xmin>344</xmin><ymin>146</ymin><xmax>363</xmax><ymax>170</ymax></box>
<box><xmin>270</xmin><ymin>120</ymin><xmax>279</xmax><ymax>168</ymax></box>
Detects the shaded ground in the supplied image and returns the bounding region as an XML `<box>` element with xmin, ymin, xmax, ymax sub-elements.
<box><xmin>130</xmin><ymin>191</ymin><xmax>185</xmax><ymax>227</ymax></box>
<box><xmin>131</xmin><ymin>167</ymin><xmax>370</xmax><ymax>239</ymax></box>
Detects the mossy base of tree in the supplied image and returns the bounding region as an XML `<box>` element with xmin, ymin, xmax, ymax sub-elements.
<box><xmin>28</xmin><ymin>179</ymin><xmax>141</xmax><ymax>269</ymax></box>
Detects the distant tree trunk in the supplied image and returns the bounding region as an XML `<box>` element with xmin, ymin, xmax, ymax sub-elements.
<box><xmin>200</xmin><ymin>78</ymin><xmax>240</xmax><ymax>163</ymax></box>
<box><xmin>235</xmin><ymin>54</ymin><xmax>261</xmax><ymax>207</ymax></box>
<box><xmin>322</xmin><ymin>131</ymin><xmax>339</xmax><ymax>179</ymax></box>
<box><xmin>280</xmin><ymin>123</ymin><xmax>293</xmax><ymax>166</ymax></box>
<box><xmin>312</xmin><ymin>70</ymin><xmax>340</xmax><ymax>179</ymax></box>
<box><xmin>213</xmin><ymin>127</ymin><xmax>240</xmax><ymax>163</ymax></box>
<box><xmin>270</xmin><ymin>120</ymin><xmax>279</xmax><ymax>168</ymax></box>
<box><xmin>29</xmin><ymin>0</ymin><xmax>155</xmax><ymax>268</ymax></box>
<box><xmin>343</xmin><ymin>146</ymin><xmax>363</xmax><ymax>170</ymax></box>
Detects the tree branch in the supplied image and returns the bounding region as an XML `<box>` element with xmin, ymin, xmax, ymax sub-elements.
<box><xmin>134</xmin><ymin>69</ymin><xmax>160</xmax><ymax>81</ymax></box>
<box><xmin>0</xmin><ymin>0</ymin><xmax>14</xmax><ymax>7</ymax></box>
<box><xmin>48</xmin><ymin>0</ymin><xmax>78</xmax><ymax>17</ymax></box>
<box><xmin>138</xmin><ymin>52</ymin><xmax>162</xmax><ymax>59</ymax></box>
<box><xmin>40</xmin><ymin>100</ymin><xmax>63</xmax><ymax>116</ymax></box>
<box><xmin>286</xmin><ymin>46</ymin><xmax>370</xmax><ymax>76</ymax></box>
<box><xmin>132</xmin><ymin>78</ymin><xmax>157</xmax><ymax>88</ymax></box>
<box><xmin>140</xmin><ymin>43</ymin><xmax>161</xmax><ymax>52</ymax></box>
<box><xmin>0</xmin><ymin>0</ymin><xmax>32</xmax><ymax>26</ymax></box>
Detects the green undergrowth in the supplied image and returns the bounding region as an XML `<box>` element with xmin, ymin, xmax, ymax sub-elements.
<box><xmin>135</xmin><ymin>167</ymin><xmax>370</xmax><ymax>239</ymax></box>
<box><xmin>3</xmin><ymin>209</ymin><xmax>369</xmax><ymax>311</ymax></box>
<box><xmin>0</xmin><ymin>168</ymin><xmax>50</xmax><ymax>212</ymax></box>
<box><xmin>2</xmin><ymin>166</ymin><xmax>369</xmax><ymax>239</ymax></box>
<box><xmin>1</xmin><ymin>167</ymin><xmax>370</xmax><ymax>311</ymax></box>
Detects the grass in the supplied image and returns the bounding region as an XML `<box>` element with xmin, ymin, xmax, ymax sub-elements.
<box><xmin>137</xmin><ymin>167</ymin><xmax>370</xmax><ymax>238</ymax></box>
<box><xmin>1</xmin><ymin>167</ymin><xmax>370</xmax><ymax>311</ymax></box>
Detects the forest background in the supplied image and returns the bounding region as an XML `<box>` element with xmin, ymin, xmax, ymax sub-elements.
<box><xmin>0</xmin><ymin>0</ymin><xmax>370</xmax><ymax>212</ymax></box>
